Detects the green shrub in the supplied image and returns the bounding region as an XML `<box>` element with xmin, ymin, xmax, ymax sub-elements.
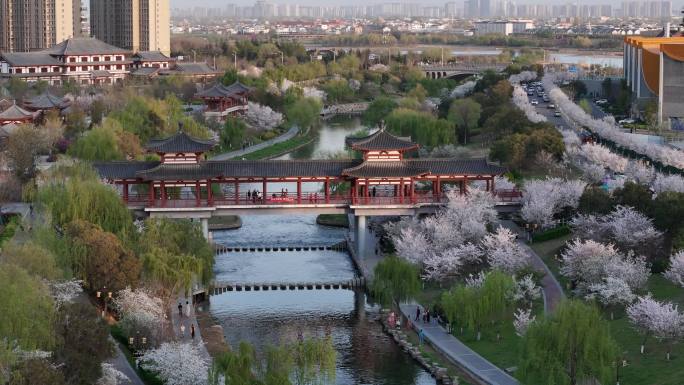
<box><xmin>531</xmin><ymin>225</ymin><xmax>571</xmax><ymax>243</ymax></box>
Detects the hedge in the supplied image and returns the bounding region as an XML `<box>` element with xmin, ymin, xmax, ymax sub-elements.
<box><xmin>531</xmin><ymin>225</ymin><xmax>571</xmax><ymax>243</ymax></box>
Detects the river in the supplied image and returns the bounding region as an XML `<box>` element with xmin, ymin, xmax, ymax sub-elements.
<box><xmin>209</xmin><ymin>118</ymin><xmax>436</xmax><ymax>384</ymax></box>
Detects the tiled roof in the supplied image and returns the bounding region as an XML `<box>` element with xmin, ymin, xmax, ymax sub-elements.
<box><xmin>131</xmin><ymin>67</ymin><xmax>162</xmax><ymax>77</ymax></box>
<box><xmin>47</xmin><ymin>37</ymin><xmax>130</xmax><ymax>56</ymax></box>
<box><xmin>24</xmin><ymin>92</ymin><xmax>69</xmax><ymax>110</ymax></box>
<box><xmin>92</xmin><ymin>158</ymin><xmax>506</xmax><ymax>181</ymax></box>
<box><xmin>0</xmin><ymin>104</ymin><xmax>35</xmax><ymax>120</ymax></box>
<box><xmin>93</xmin><ymin>161</ymin><xmax>161</xmax><ymax>180</ymax></box>
<box><xmin>196</xmin><ymin>82</ymin><xmax>252</xmax><ymax>98</ymax></box>
<box><xmin>146</xmin><ymin>132</ymin><xmax>216</xmax><ymax>153</ymax></box>
<box><xmin>342</xmin><ymin>161</ymin><xmax>429</xmax><ymax>178</ymax></box>
<box><xmin>135</xmin><ymin>160</ymin><xmax>360</xmax><ymax>181</ymax></box>
<box><xmin>133</xmin><ymin>51</ymin><xmax>170</xmax><ymax>61</ymax></box>
<box><xmin>345</xmin><ymin>128</ymin><xmax>419</xmax><ymax>151</ymax></box>
<box><xmin>0</xmin><ymin>52</ymin><xmax>62</xmax><ymax>66</ymax></box>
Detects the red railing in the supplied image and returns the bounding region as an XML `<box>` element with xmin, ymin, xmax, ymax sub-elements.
<box><xmin>125</xmin><ymin>190</ymin><xmax>521</xmax><ymax>208</ymax></box>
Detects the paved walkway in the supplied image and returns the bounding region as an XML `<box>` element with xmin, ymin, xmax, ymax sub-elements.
<box><xmin>211</xmin><ymin>125</ymin><xmax>299</xmax><ymax>160</ymax></box>
<box><xmin>170</xmin><ymin>296</ymin><xmax>211</xmax><ymax>362</ymax></box>
<box><xmin>107</xmin><ymin>342</ymin><xmax>144</xmax><ymax>385</ymax></box>
<box><xmin>500</xmin><ymin>220</ymin><xmax>565</xmax><ymax>314</ymax></box>
<box><xmin>399</xmin><ymin>303</ymin><xmax>519</xmax><ymax>385</ymax></box>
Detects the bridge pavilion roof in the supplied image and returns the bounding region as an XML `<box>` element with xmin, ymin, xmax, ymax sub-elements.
<box><xmin>345</xmin><ymin>128</ymin><xmax>418</xmax><ymax>152</ymax></box>
<box><xmin>145</xmin><ymin>131</ymin><xmax>216</xmax><ymax>154</ymax></box>
<box><xmin>195</xmin><ymin>82</ymin><xmax>252</xmax><ymax>99</ymax></box>
<box><xmin>94</xmin><ymin>158</ymin><xmax>506</xmax><ymax>181</ymax></box>
<box><xmin>24</xmin><ymin>92</ymin><xmax>70</xmax><ymax>111</ymax></box>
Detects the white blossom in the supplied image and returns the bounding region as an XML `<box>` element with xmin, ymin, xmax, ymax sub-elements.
<box><xmin>139</xmin><ymin>342</ymin><xmax>208</xmax><ymax>385</ymax></box>
<box><xmin>481</xmin><ymin>227</ymin><xmax>530</xmax><ymax>274</ymax></box>
<box><xmin>48</xmin><ymin>279</ymin><xmax>83</xmax><ymax>309</ymax></box>
<box><xmin>113</xmin><ymin>287</ymin><xmax>165</xmax><ymax>344</ymax></box>
<box><xmin>245</xmin><ymin>102</ymin><xmax>283</xmax><ymax>131</ymax></box>
<box><xmin>521</xmin><ymin>178</ymin><xmax>586</xmax><ymax>228</ymax></box>
<box><xmin>450</xmin><ymin>80</ymin><xmax>476</xmax><ymax>98</ymax></box>
<box><xmin>465</xmin><ymin>271</ymin><xmax>487</xmax><ymax>289</ymax></box>
<box><xmin>513</xmin><ymin>308</ymin><xmax>536</xmax><ymax>337</ymax></box>
<box><xmin>651</xmin><ymin>174</ymin><xmax>684</xmax><ymax>194</ymax></box>
<box><xmin>493</xmin><ymin>175</ymin><xmax>516</xmax><ymax>191</ymax></box>
<box><xmin>664</xmin><ymin>251</ymin><xmax>684</xmax><ymax>287</ymax></box>
<box><xmin>571</xmin><ymin>206</ymin><xmax>662</xmax><ymax>253</ymax></box>
<box><xmin>513</xmin><ymin>275</ymin><xmax>542</xmax><ymax>305</ymax></box>
<box><xmin>97</xmin><ymin>363</ymin><xmax>129</xmax><ymax>385</ymax></box>
<box><xmin>585</xmin><ymin>276</ymin><xmax>636</xmax><ymax>309</ymax></box>
<box><xmin>627</xmin><ymin>295</ymin><xmax>684</xmax><ymax>358</ymax></box>
<box><xmin>624</xmin><ymin>161</ymin><xmax>655</xmax><ymax>185</ymax></box>
<box><xmin>394</xmin><ymin>227</ymin><xmax>432</xmax><ymax>264</ymax></box>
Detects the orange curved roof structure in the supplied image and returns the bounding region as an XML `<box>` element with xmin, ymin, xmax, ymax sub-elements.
<box><xmin>624</xmin><ymin>37</ymin><xmax>684</xmax><ymax>96</ymax></box>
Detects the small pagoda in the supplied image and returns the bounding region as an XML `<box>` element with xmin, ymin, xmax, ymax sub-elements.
<box><xmin>196</xmin><ymin>81</ymin><xmax>252</xmax><ymax>121</ymax></box>
<box><xmin>146</xmin><ymin>131</ymin><xmax>216</xmax><ymax>164</ymax></box>
<box><xmin>0</xmin><ymin>102</ymin><xmax>36</xmax><ymax>126</ymax></box>
<box><xmin>23</xmin><ymin>92</ymin><xmax>70</xmax><ymax>113</ymax></box>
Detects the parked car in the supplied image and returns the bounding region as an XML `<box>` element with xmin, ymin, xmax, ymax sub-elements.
<box><xmin>554</xmin><ymin>111</ymin><xmax>562</xmax><ymax>117</ymax></box>
<box><xmin>531</xmin><ymin>100</ymin><xmax>539</xmax><ymax>105</ymax></box>
<box><xmin>618</xmin><ymin>118</ymin><xmax>636</xmax><ymax>125</ymax></box>
<box><xmin>595</xmin><ymin>99</ymin><xmax>608</xmax><ymax>105</ymax></box>
<box><xmin>542</xmin><ymin>96</ymin><xmax>549</xmax><ymax>102</ymax></box>
<box><xmin>548</xmin><ymin>104</ymin><xmax>556</xmax><ymax>109</ymax></box>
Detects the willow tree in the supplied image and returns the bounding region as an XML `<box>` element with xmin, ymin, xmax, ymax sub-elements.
<box><xmin>518</xmin><ymin>300</ymin><xmax>618</xmax><ymax>385</ymax></box>
<box><xmin>208</xmin><ymin>337</ymin><xmax>336</xmax><ymax>385</ymax></box>
<box><xmin>370</xmin><ymin>256</ymin><xmax>421</xmax><ymax>307</ymax></box>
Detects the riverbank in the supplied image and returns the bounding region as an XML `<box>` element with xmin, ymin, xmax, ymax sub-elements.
<box><xmin>236</xmin><ymin>130</ymin><xmax>314</xmax><ymax>160</ymax></box>
<box><xmin>208</xmin><ymin>215</ymin><xmax>242</xmax><ymax>231</ymax></box>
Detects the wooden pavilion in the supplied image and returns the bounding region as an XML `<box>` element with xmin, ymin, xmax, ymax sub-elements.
<box><xmin>195</xmin><ymin>81</ymin><xmax>252</xmax><ymax>121</ymax></box>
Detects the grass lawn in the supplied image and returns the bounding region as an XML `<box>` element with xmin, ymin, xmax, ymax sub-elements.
<box><xmin>530</xmin><ymin>237</ymin><xmax>684</xmax><ymax>385</ymax></box>
<box><xmin>233</xmin><ymin>133</ymin><xmax>313</xmax><ymax>160</ymax></box>
<box><xmin>315</xmin><ymin>214</ymin><xmax>349</xmax><ymax>228</ymax></box>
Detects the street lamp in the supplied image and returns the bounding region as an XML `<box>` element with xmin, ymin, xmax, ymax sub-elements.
<box><xmin>129</xmin><ymin>331</ymin><xmax>148</xmax><ymax>357</ymax></box>
<box><xmin>96</xmin><ymin>287</ymin><xmax>112</xmax><ymax>318</ymax></box>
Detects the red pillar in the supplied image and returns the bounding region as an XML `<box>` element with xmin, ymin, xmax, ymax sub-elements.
<box><xmin>364</xmin><ymin>179</ymin><xmax>369</xmax><ymax>204</ymax></box>
<box><xmin>297</xmin><ymin>177</ymin><xmax>302</xmax><ymax>204</ymax></box>
<box><xmin>436</xmin><ymin>176</ymin><xmax>441</xmax><ymax>201</ymax></box>
<box><xmin>148</xmin><ymin>182</ymin><xmax>154</xmax><ymax>205</ymax></box>
<box><xmin>410</xmin><ymin>179</ymin><xmax>415</xmax><ymax>203</ymax></box>
<box><xmin>262</xmin><ymin>178</ymin><xmax>267</xmax><ymax>203</ymax></box>
<box><xmin>399</xmin><ymin>179</ymin><xmax>404</xmax><ymax>204</ymax></box>
<box><xmin>160</xmin><ymin>181</ymin><xmax>167</xmax><ymax>207</ymax></box>
<box><xmin>207</xmin><ymin>181</ymin><xmax>213</xmax><ymax>206</ymax></box>
<box><xmin>122</xmin><ymin>181</ymin><xmax>129</xmax><ymax>203</ymax></box>
<box><xmin>324</xmin><ymin>177</ymin><xmax>330</xmax><ymax>203</ymax></box>
<box><xmin>463</xmin><ymin>176</ymin><xmax>469</xmax><ymax>195</ymax></box>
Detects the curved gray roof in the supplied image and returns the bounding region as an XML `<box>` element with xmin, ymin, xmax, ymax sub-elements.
<box><xmin>196</xmin><ymin>82</ymin><xmax>252</xmax><ymax>98</ymax></box>
<box><xmin>47</xmin><ymin>37</ymin><xmax>130</xmax><ymax>56</ymax></box>
<box><xmin>24</xmin><ymin>92</ymin><xmax>69</xmax><ymax>110</ymax></box>
<box><xmin>345</xmin><ymin>128</ymin><xmax>418</xmax><ymax>151</ymax></box>
<box><xmin>146</xmin><ymin>132</ymin><xmax>216</xmax><ymax>154</ymax></box>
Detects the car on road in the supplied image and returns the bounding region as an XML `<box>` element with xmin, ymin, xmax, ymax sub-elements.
<box><xmin>527</xmin><ymin>91</ymin><xmax>534</xmax><ymax>96</ymax></box>
<box><xmin>531</xmin><ymin>100</ymin><xmax>539</xmax><ymax>105</ymax></box>
<box><xmin>554</xmin><ymin>111</ymin><xmax>562</xmax><ymax>117</ymax></box>
<box><xmin>595</xmin><ymin>99</ymin><xmax>608</xmax><ymax>105</ymax></box>
<box><xmin>548</xmin><ymin>104</ymin><xmax>555</xmax><ymax>109</ymax></box>
<box><xmin>542</xmin><ymin>96</ymin><xmax>549</xmax><ymax>102</ymax></box>
<box><xmin>618</xmin><ymin>118</ymin><xmax>636</xmax><ymax>125</ymax></box>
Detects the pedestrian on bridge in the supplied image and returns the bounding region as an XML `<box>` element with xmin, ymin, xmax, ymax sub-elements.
<box><xmin>180</xmin><ymin>324</ymin><xmax>186</xmax><ymax>337</ymax></box>
<box><xmin>178</xmin><ymin>302</ymin><xmax>183</xmax><ymax>317</ymax></box>
<box><xmin>418</xmin><ymin>329</ymin><xmax>425</xmax><ymax>345</ymax></box>
<box><xmin>415</xmin><ymin>306</ymin><xmax>421</xmax><ymax>321</ymax></box>
<box><xmin>191</xmin><ymin>324</ymin><xmax>196</xmax><ymax>339</ymax></box>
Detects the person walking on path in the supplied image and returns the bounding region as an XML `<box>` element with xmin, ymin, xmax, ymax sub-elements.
<box><xmin>415</xmin><ymin>306</ymin><xmax>421</xmax><ymax>321</ymax></box>
<box><xmin>178</xmin><ymin>302</ymin><xmax>183</xmax><ymax>317</ymax></box>
<box><xmin>185</xmin><ymin>300</ymin><xmax>191</xmax><ymax>317</ymax></box>
<box><xmin>180</xmin><ymin>324</ymin><xmax>186</xmax><ymax>337</ymax></box>
<box><xmin>191</xmin><ymin>324</ymin><xmax>196</xmax><ymax>339</ymax></box>
<box><xmin>418</xmin><ymin>329</ymin><xmax>425</xmax><ymax>345</ymax></box>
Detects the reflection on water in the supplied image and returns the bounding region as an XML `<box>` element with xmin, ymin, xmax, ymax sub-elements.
<box><xmin>548</xmin><ymin>53</ymin><xmax>623</xmax><ymax>68</ymax></box>
<box><xmin>278</xmin><ymin>116</ymin><xmax>369</xmax><ymax>160</ymax></box>
<box><xmin>210</xmin><ymin>215</ymin><xmax>436</xmax><ymax>385</ymax></box>
<box><xmin>210</xmin><ymin>289</ymin><xmax>435</xmax><ymax>385</ymax></box>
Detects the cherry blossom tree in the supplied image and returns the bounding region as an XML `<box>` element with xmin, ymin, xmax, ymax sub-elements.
<box><xmin>664</xmin><ymin>251</ymin><xmax>684</xmax><ymax>287</ymax></box>
<box><xmin>585</xmin><ymin>276</ymin><xmax>636</xmax><ymax>320</ymax></box>
<box><xmin>560</xmin><ymin>239</ymin><xmax>622</xmax><ymax>293</ymax></box>
<box><xmin>139</xmin><ymin>342</ymin><xmax>208</xmax><ymax>385</ymax></box>
<box><xmin>113</xmin><ymin>287</ymin><xmax>165</xmax><ymax>346</ymax></box>
<box><xmin>513</xmin><ymin>308</ymin><xmax>536</xmax><ymax>337</ymax></box>
<box><xmin>394</xmin><ymin>227</ymin><xmax>431</xmax><ymax>265</ymax></box>
<box><xmin>97</xmin><ymin>363</ymin><xmax>129</xmax><ymax>385</ymax></box>
<box><xmin>521</xmin><ymin>178</ymin><xmax>586</xmax><ymax>228</ymax></box>
<box><xmin>421</xmin><ymin>243</ymin><xmax>482</xmax><ymax>282</ymax></box>
<box><xmin>652</xmin><ymin>174</ymin><xmax>684</xmax><ymax>194</ymax></box>
<box><xmin>513</xmin><ymin>275</ymin><xmax>542</xmax><ymax>307</ymax></box>
<box><xmin>481</xmin><ymin>227</ymin><xmax>530</xmax><ymax>274</ymax></box>
<box><xmin>48</xmin><ymin>279</ymin><xmax>83</xmax><ymax>309</ymax></box>
<box><xmin>245</xmin><ymin>102</ymin><xmax>283</xmax><ymax>131</ymax></box>
<box><xmin>450</xmin><ymin>80</ymin><xmax>476</xmax><ymax>98</ymax></box>
<box><xmin>465</xmin><ymin>271</ymin><xmax>487</xmax><ymax>288</ymax></box>
<box><xmin>627</xmin><ymin>295</ymin><xmax>684</xmax><ymax>359</ymax></box>
<box><xmin>624</xmin><ymin>161</ymin><xmax>655</xmax><ymax>185</ymax></box>
<box><xmin>571</xmin><ymin>206</ymin><xmax>663</xmax><ymax>254</ymax></box>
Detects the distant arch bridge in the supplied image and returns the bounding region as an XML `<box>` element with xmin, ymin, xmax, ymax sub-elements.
<box><xmin>421</xmin><ymin>63</ymin><xmax>508</xmax><ymax>79</ymax></box>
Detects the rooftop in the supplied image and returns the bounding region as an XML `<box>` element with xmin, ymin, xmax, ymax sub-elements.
<box><xmin>196</xmin><ymin>82</ymin><xmax>253</xmax><ymax>98</ymax></box>
<box><xmin>345</xmin><ymin>126</ymin><xmax>419</xmax><ymax>152</ymax></box>
<box><xmin>0</xmin><ymin>104</ymin><xmax>35</xmax><ymax>121</ymax></box>
<box><xmin>146</xmin><ymin>131</ymin><xmax>216</xmax><ymax>154</ymax></box>
<box><xmin>133</xmin><ymin>51</ymin><xmax>170</xmax><ymax>62</ymax></box>
<box><xmin>47</xmin><ymin>37</ymin><xmax>130</xmax><ymax>56</ymax></box>
<box><xmin>24</xmin><ymin>92</ymin><xmax>70</xmax><ymax>110</ymax></box>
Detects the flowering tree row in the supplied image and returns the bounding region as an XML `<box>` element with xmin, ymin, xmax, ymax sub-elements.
<box><xmin>388</xmin><ymin>189</ymin><xmax>533</xmax><ymax>282</ymax></box>
<box><xmin>509</xmin><ymin>72</ymin><xmax>548</xmax><ymax>124</ymax></box>
<box><xmin>520</xmin><ymin>177</ymin><xmax>587</xmax><ymax>228</ymax></box>
<box><xmin>543</xmin><ymin>73</ymin><xmax>684</xmax><ymax>171</ymax></box>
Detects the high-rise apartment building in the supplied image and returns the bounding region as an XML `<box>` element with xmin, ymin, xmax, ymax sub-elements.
<box><xmin>0</xmin><ymin>0</ymin><xmax>80</xmax><ymax>52</ymax></box>
<box><xmin>90</xmin><ymin>0</ymin><xmax>170</xmax><ymax>56</ymax></box>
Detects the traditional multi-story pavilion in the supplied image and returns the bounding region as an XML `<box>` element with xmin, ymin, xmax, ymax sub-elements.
<box><xmin>0</xmin><ymin>103</ymin><xmax>36</xmax><ymax>126</ymax></box>
<box><xmin>195</xmin><ymin>82</ymin><xmax>252</xmax><ymax>121</ymax></box>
